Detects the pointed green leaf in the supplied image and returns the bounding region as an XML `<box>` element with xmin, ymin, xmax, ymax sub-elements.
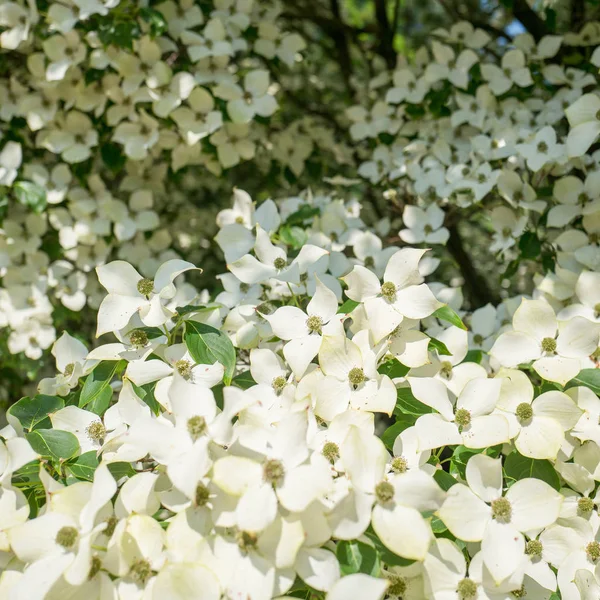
<box><xmin>7</xmin><ymin>395</ymin><xmax>64</xmax><ymax>431</ymax></box>
<box><xmin>184</xmin><ymin>321</ymin><xmax>235</xmax><ymax>385</ymax></box>
<box><xmin>26</xmin><ymin>429</ymin><xmax>80</xmax><ymax>462</ymax></box>
<box><xmin>67</xmin><ymin>451</ymin><xmax>99</xmax><ymax>481</ymax></box>
<box><xmin>433</xmin><ymin>306</ymin><xmax>467</xmax><ymax>330</ymax></box>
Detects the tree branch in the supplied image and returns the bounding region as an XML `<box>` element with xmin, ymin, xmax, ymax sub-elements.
<box><xmin>445</xmin><ymin>223</ymin><xmax>500</xmax><ymax>308</ymax></box>
<box><xmin>571</xmin><ymin>0</ymin><xmax>586</xmax><ymax>32</ymax></box>
<box><xmin>511</xmin><ymin>0</ymin><xmax>548</xmax><ymax>41</ymax></box>
<box><xmin>374</xmin><ymin>0</ymin><xmax>396</xmax><ymax>69</ymax></box>
<box><xmin>328</xmin><ymin>0</ymin><xmax>355</xmax><ymax>97</ymax></box>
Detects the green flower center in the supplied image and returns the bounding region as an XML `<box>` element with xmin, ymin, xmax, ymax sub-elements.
<box><xmin>587</xmin><ymin>541</ymin><xmax>600</xmax><ymax>562</ymax></box>
<box><xmin>516</xmin><ymin>402</ymin><xmax>533</xmax><ymax>421</ymax></box>
<box><xmin>104</xmin><ymin>516</ymin><xmax>118</xmax><ymax>538</ymax></box>
<box><xmin>391</xmin><ymin>456</ymin><xmax>408</xmax><ymax>474</ymax></box>
<box><xmin>541</xmin><ymin>337</ymin><xmax>556</xmax><ymax>353</ymax></box>
<box><xmin>364</xmin><ymin>256</ymin><xmax>375</xmax><ymax>268</ymax></box>
<box><xmin>88</xmin><ymin>556</ymin><xmax>102</xmax><ymax>580</ymax></box>
<box><xmin>129</xmin><ymin>329</ymin><xmax>149</xmax><ymax>348</ymax></box>
<box><xmin>423</xmin><ymin>224</ymin><xmax>433</xmax><ymax>234</ymax></box>
<box><xmin>456</xmin><ymin>578</ymin><xmax>478</xmax><ymax>600</ymax></box>
<box><xmin>175</xmin><ymin>359</ymin><xmax>193</xmax><ymax>379</ymax></box>
<box><xmin>525</xmin><ymin>539</ymin><xmax>542</xmax><ymax>557</ymax></box>
<box><xmin>596</xmin><ymin>109</ymin><xmax>600</xmax><ymax>121</ymax></box>
<box><xmin>439</xmin><ymin>361</ymin><xmax>453</xmax><ymax>379</ymax></box>
<box><xmin>491</xmin><ymin>497</ymin><xmax>512</xmax><ymax>522</ymax></box>
<box><xmin>236</xmin><ymin>530</ymin><xmax>258</xmax><ymax>553</ymax></box>
<box><xmin>594</xmin><ymin>303</ymin><xmax>600</xmax><ymax>316</ymax></box>
<box><xmin>187</xmin><ymin>415</ymin><xmax>207</xmax><ymax>440</ymax></box>
<box><xmin>137</xmin><ymin>278</ymin><xmax>154</xmax><ymax>296</ymax></box>
<box><xmin>272</xmin><ymin>376</ymin><xmax>287</xmax><ymax>395</ymax></box>
<box><xmin>130</xmin><ymin>558</ymin><xmax>152</xmax><ymax>584</ymax></box>
<box><xmin>195</xmin><ymin>482</ymin><xmax>210</xmax><ymax>506</ymax></box>
<box><xmin>473</xmin><ymin>334</ymin><xmax>483</xmax><ymax>345</ymax></box>
<box><xmin>579</xmin><ymin>497</ymin><xmax>595</xmax><ymax>513</ymax></box>
<box><xmin>322</xmin><ymin>442</ymin><xmax>340</xmax><ymax>464</ymax></box>
<box><xmin>348</xmin><ymin>367</ymin><xmax>366</xmax><ymax>386</ymax></box>
<box><xmin>537</xmin><ymin>141</ymin><xmax>548</xmax><ymax>153</ymax></box>
<box><xmin>56</xmin><ymin>526</ymin><xmax>78</xmax><ymax>549</ymax></box>
<box><xmin>63</xmin><ymin>362</ymin><xmax>75</xmax><ymax>377</ymax></box>
<box><xmin>512</xmin><ymin>584</ymin><xmax>527</xmax><ymax>598</ymax></box>
<box><xmin>387</xmin><ymin>574</ymin><xmax>407</xmax><ymax>596</ymax></box>
<box><xmin>306</xmin><ymin>315</ymin><xmax>323</xmax><ymax>333</ymax></box>
<box><xmin>239</xmin><ymin>282</ymin><xmax>249</xmax><ymax>293</ymax></box>
<box><xmin>85</xmin><ymin>421</ymin><xmax>106</xmax><ymax>442</ymax></box>
<box><xmin>455</xmin><ymin>408</ymin><xmax>471</xmax><ymax>428</ymax></box>
<box><xmin>273</xmin><ymin>257</ymin><xmax>286</xmax><ymax>270</ymax></box>
<box><xmin>381</xmin><ymin>281</ymin><xmax>397</xmax><ymax>302</ymax></box>
<box><xmin>263</xmin><ymin>459</ymin><xmax>285</xmax><ymax>487</ymax></box>
<box><xmin>375</xmin><ymin>481</ymin><xmax>395</xmax><ymax>504</ymax></box>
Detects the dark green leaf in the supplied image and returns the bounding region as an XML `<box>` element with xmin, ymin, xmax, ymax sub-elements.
<box><xmin>462</xmin><ymin>350</ymin><xmax>483</xmax><ymax>364</ymax></box>
<box><xmin>26</xmin><ymin>429</ymin><xmax>80</xmax><ymax>462</ymax></box>
<box><xmin>428</xmin><ymin>337</ymin><xmax>452</xmax><ymax>356</ymax></box>
<box><xmin>450</xmin><ymin>446</ymin><xmax>482</xmax><ymax>479</ymax></box>
<box><xmin>175</xmin><ymin>304</ymin><xmax>219</xmax><ymax>317</ymax></box>
<box><xmin>377</xmin><ymin>358</ymin><xmax>409</xmax><ymax>379</ymax></box>
<box><xmin>184</xmin><ymin>321</ymin><xmax>235</xmax><ymax>385</ymax></box>
<box><xmin>336</xmin><ymin>540</ymin><xmax>380</xmax><ymax>576</ymax></box>
<box><xmin>107</xmin><ymin>462</ymin><xmax>136</xmax><ymax>481</ymax></box>
<box><xmin>503</xmin><ymin>451</ymin><xmax>560</xmax><ymax>491</ymax></box>
<box><xmin>67</xmin><ymin>451</ymin><xmax>99</xmax><ymax>481</ymax></box>
<box><xmin>131</xmin><ymin>382</ymin><xmax>161</xmax><ymax>415</ymax></box>
<box><xmin>394</xmin><ymin>387</ymin><xmax>433</xmax><ymax>417</ymax></box>
<box><xmin>79</xmin><ymin>361</ymin><xmax>125</xmax><ymax>411</ymax></box>
<box><xmin>284</xmin><ymin>205</ymin><xmax>320</xmax><ymax>226</ymax></box>
<box><xmin>13</xmin><ymin>181</ymin><xmax>47</xmax><ymax>213</ymax></box>
<box><xmin>519</xmin><ymin>231</ymin><xmax>541</xmax><ymax>260</ymax></box>
<box><xmin>101</xmin><ymin>142</ymin><xmax>126</xmax><ymax>172</ymax></box>
<box><xmin>86</xmin><ymin>385</ymin><xmax>113</xmax><ymax>416</ymax></box>
<box><xmin>139</xmin><ymin>7</ymin><xmax>168</xmax><ymax>37</ymax></box>
<box><xmin>433</xmin><ymin>469</ymin><xmax>458</xmax><ymax>491</ymax></box>
<box><xmin>433</xmin><ymin>306</ymin><xmax>467</xmax><ymax>330</ymax></box>
<box><xmin>232</xmin><ymin>370</ymin><xmax>257</xmax><ymax>389</ymax></box>
<box><xmin>381</xmin><ymin>414</ymin><xmax>416</xmax><ymax>450</ymax></box>
<box><xmin>566</xmin><ymin>369</ymin><xmax>600</xmax><ymax>395</ymax></box>
<box><xmin>7</xmin><ymin>395</ymin><xmax>64</xmax><ymax>431</ymax></box>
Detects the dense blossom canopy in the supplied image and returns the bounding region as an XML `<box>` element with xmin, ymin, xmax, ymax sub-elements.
<box><xmin>2</xmin><ymin>0</ymin><xmax>600</xmax><ymax>599</ymax></box>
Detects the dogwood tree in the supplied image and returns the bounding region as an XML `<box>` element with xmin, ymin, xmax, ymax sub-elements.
<box><xmin>1</xmin><ymin>0</ymin><xmax>600</xmax><ymax>599</ymax></box>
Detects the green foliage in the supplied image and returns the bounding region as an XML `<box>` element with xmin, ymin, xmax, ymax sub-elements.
<box><xmin>13</xmin><ymin>181</ymin><xmax>47</xmax><ymax>213</ymax></box>
<box><xmin>8</xmin><ymin>394</ymin><xmax>64</xmax><ymax>431</ymax></box>
<box><xmin>503</xmin><ymin>451</ymin><xmax>561</xmax><ymax>491</ymax></box>
<box><xmin>26</xmin><ymin>429</ymin><xmax>80</xmax><ymax>462</ymax></box>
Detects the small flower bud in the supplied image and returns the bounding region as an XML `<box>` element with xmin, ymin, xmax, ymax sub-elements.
<box><xmin>515</xmin><ymin>403</ymin><xmax>533</xmax><ymax>421</ymax></box>
<box><xmin>306</xmin><ymin>315</ymin><xmax>323</xmax><ymax>333</ymax></box>
<box><xmin>56</xmin><ymin>526</ymin><xmax>78</xmax><ymax>549</ymax></box>
<box><xmin>129</xmin><ymin>329</ymin><xmax>149</xmax><ymax>348</ymax></box>
<box><xmin>454</xmin><ymin>408</ymin><xmax>471</xmax><ymax>428</ymax></box>
<box><xmin>348</xmin><ymin>367</ymin><xmax>366</xmax><ymax>386</ymax></box>
<box><xmin>271</xmin><ymin>376</ymin><xmax>287</xmax><ymax>395</ymax></box>
<box><xmin>273</xmin><ymin>257</ymin><xmax>286</xmax><ymax>270</ymax></box>
<box><xmin>391</xmin><ymin>456</ymin><xmax>408</xmax><ymax>474</ymax></box>
<box><xmin>525</xmin><ymin>539</ymin><xmax>543</xmax><ymax>557</ymax></box>
<box><xmin>578</xmin><ymin>497</ymin><xmax>595</xmax><ymax>513</ymax></box>
<box><xmin>587</xmin><ymin>541</ymin><xmax>600</xmax><ymax>562</ymax></box>
<box><xmin>86</xmin><ymin>420</ymin><xmax>106</xmax><ymax>442</ymax></box>
<box><xmin>322</xmin><ymin>442</ymin><xmax>340</xmax><ymax>464</ymax></box>
<box><xmin>456</xmin><ymin>578</ymin><xmax>478</xmax><ymax>600</ymax></box>
<box><xmin>381</xmin><ymin>281</ymin><xmax>397</xmax><ymax>302</ymax></box>
<box><xmin>541</xmin><ymin>337</ymin><xmax>556</xmax><ymax>353</ymax></box>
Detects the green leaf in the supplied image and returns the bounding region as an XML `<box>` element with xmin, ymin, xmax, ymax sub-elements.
<box><xmin>566</xmin><ymin>369</ymin><xmax>600</xmax><ymax>395</ymax></box>
<box><xmin>7</xmin><ymin>395</ymin><xmax>64</xmax><ymax>431</ymax></box>
<box><xmin>519</xmin><ymin>231</ymin><xmax>542</xmax><ymax>260</ymax></box>
<box><xmin>337</xmin><ymin>299</ymin><xmax>360</xmax><ymax>314</ymax></box>
<box><xmin>13</xmin><ymin>181</ymin><xmax>47</xmax><ymax>213</ymax></box>
<box><xmin>232</xmin><ymin>370</ymin><xmax>257</xmax><ymax>390</ymax></box>
<box><xmin>284</xmin><ymin>205</ymin><xmax>320</xmax><ymax>226</ymax></box>
<box><xmin>381</xmin><ymin>414</ymin><xmax>416</xmax><ymax>450</ymax></box>
<box><xmin>139</xmin><ymin>6</ymin><xmax>168</xmax><ymax>37</ymax></box>
<box><xmin>428</xmin><ymin>337</ymin><xmax>452</xmax><ymax>356</ymax></box>
<box><xmin>67</xmin><ymin>451</ymin><xmax>99</xmax><ymax>481</ymax></box>
<box><xmin>450</xmin><ymin>446</ymin><xmax>482</xmax><ymax>479</ymax></box>
<box><xmin>175</xmin><ymin>304</ymin><xmax>219</xmax><ymax>317</ymax></box>
<box><xmin>433</xmin><ymin>469</ymin><xmax>458</xmax><ymax>491</ymax></box>
<box><xmin>394</xmin><ymin>387</ymin><xmax>433</xmax><ymax>417</ymax></box>
<box><xmin>433</xmin><ymin>306</ymin><xmax>467</xmax><ymax>330</ymax></box>
<box><xmin>79</xmin><ymin>360</ymin><xmax>125</xmax><ymax>411</ymax></box>
<box><xmin>86</xmin><ymin>385</ymin><xmax>113</xmax><ymax>416</ymax></box>
<box><xmin>462</xmin><ymin>350</ymin><xmax>483</xmax><ymax>364</ymax></box>
<box><xmin>101</xmin><ymin>142</ymin><xmax>126</xmax><ymax>172</ymax></box>
<box><xmin>184</xmin><ymin>321</ymin><xmax>235</xmax><ymax>384</ymax></box>
<box><xmin>26</xmin><ymin>429</ymin><xmax>80</xmax><ymax>462</ymax></box>
<box><xmin>377</xmin><ymin>358</ymin><xmax>409</xmax><ymax>379</ymax></box>
<box><xmin>279</xmin><ymin>225</ymin><xmax>308</xmax><ymax>249</ymax></box>
<box><xmin>107</xmin><ymin>462</ymin><xmax>136</xmax><ymax>481</ymax></box>
<box><xmin>336</xmin><ymin>540</ymin><xmax>380</xmax><ymax>576</ymax></box>
<box><xmin>131</xmin><ymin>382</ymin><xmax>161</xmax><ymax>415</ymax></box>
<box><xmin>503</xmin><ymin>451</ymin><xmax>560</xmax><ymax>491</ymax></box>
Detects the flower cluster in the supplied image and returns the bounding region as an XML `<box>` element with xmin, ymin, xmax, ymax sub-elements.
<box><xmin>0</xmin><ymin>0</ymin><xmax>304</xmax><ymax>368</ymax></box>
<box><xmin>1</xmin><ymin>189</ymin><xmax>599</xmax><ymax>599</ymax></box>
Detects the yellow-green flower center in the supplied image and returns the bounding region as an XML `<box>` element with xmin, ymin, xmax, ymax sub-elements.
<box><xmin>525</xmin><ymin>539</ymin><xmax>542</xmax><ymax>557</ymax></box>
<box><xmin>381</xmin><ymin>281</ymin><xmax>397</xmax><ymax>302</ymax></box>
<box><xmin>456</xmin><ymin>578</ymin><xmax>478</xmax><ymax>600</ymax></box>
<box><xmin>130</xmin><ymin>558</ymin><xmax>153</xmax><ymax>584</ymax></box>
<box><xmin>273</xmin><ymin>257</ymin><xmax>286</xmax><ymax>270</ymax></box>
<box><xmin>195</xmin><ymin>482</ymin><xmax>210</xmax><ymax>506</ymax></box>
<box><xmin>348</xmin><ymin>367</ymin><xmax>366</xmax><ymax>386</ymax></box>
<box><xmin>516</xmin><ymin>402</ymin><xmax>533</xmax><ymax>421</ymax></box>
<box><xmin>187</xmin><ymin>415</ymin><xmax>207</xmax><ymax>440</ymax></box>
<box><xmin>104</xmin><ymin>516</ymin><xmax>118</xmax><ymax>538</ymax></box>
<box><xmin>391</xmin><ymin>456</ymin><xmax>408</xmax><ymax>474</ymax></box>
<box><xmin>322</xmin><ymin>442</ymin><xmax>340</xmax><ymax>464</ymax></box>
<box><xmin>579</xmin><ymin>497</ymin><xmax>595</xmax><ymax>513</ymax></box>
<box><xmin>236</xmin><ymin>530</ymin><xmax>258</xmax><ymax>552</ymax></box>
<box><xmin>263</xmin><ymin>459</ymin><xmax>285</xmax><ymax>487</ymax></box>
<box><xmin>137</xmin><ymin>278</ymin><xmax>154</xmax><ymax>296</ymax></box>
<box><xmin>587</xmin><ymin>541</ymin><xmax>600</xmax><ymax>562</ymax></box>
<box><xmin>387</xmin><ymin>574</ymin><xmax>407</xmax><ymax>596</ymax></box>
<box><xmin>455</xmin><ymin>408</ymin><xmax>471</xmax><ymax>428</ymax></box>
<box><xmin>306</xmin><ymin>315</ymin><xmax>323</xmax><ymax>333</ymax></box>
<box><xmin>56</xmin><ymin>526</ymin><xmax>78</xmax><ymax>549</ymax></box>
<box><xmin>88</xmin><ymin>556</ymin><xmax>102</xmax><ymax>580</ymax></box>
<box><xmin>272</xmin><ymin>376</ymin><xmax>287</xmax><ymax>395</ymax></box>
<box><xmin>129</xmin><ymin>329</ymin><xmax>149</xmax><ymax>348</ymax></box>
<box><xmin>491</xmin><ymin>497</ymin><xmax>512</xmax><ymax>522</ymax></box>
<box><xmin>63</xmin><ymin>362</ymin><xmax>75</xmax><ymax>377</ymax></box>
<box><xmin>511</xmin><ymin>584</ymin><xmax>527</xmax><ymax>598</ymax></box>
<box><xmin>175</xmin><ymin>359</ymin><xmax>193</xmax><ymax>379</ymax></box>
<box><xmin>375</xmin><ymin>480</ymin><xmax>395</xmax><ymax>504</ymax></box>
<box><xmin>85</xmin><ymin>420</ymin><xmax>106</xmax><ymax>442</ymax></box>
<box><xmin>541</xmin><ymin>337</ymin><xmax>556</xmax><ymax>353</ymax></box>
<box><xmin>439</xmin><ymin>360</ymin><xmax>453</xmax><ymax>379</ymax></box>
